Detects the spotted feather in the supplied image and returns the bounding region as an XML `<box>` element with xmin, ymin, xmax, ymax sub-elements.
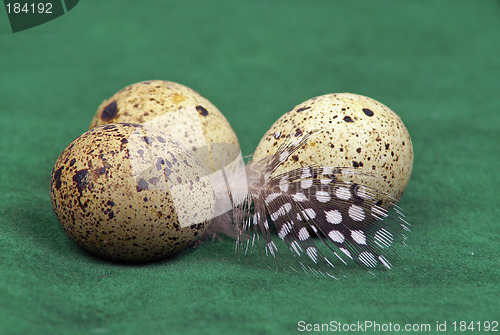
<box><xmin>210</xmin><ymin>130</ymin><xmax>410</xmax><ymax>278</ymax></box>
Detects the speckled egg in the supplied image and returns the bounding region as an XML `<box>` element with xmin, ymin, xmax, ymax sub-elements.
<box><xmin>50</xmin><ymin>123</ymin><xmax>215</xmax><ymax>262</ymax></box>
<box><xmin>90</xmin><ymin>80</ymin><xmax>240</xmax><ymax>173</ymax></box>
<box><xmin>252</xmin><ymin>93</ymin><xmax>413</xmax><ymax>201</ymax></box>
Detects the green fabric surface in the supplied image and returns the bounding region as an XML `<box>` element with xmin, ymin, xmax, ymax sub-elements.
<box><xmin>1</xmin><ymin>1</ymin><xmax>499</xmax><ymax>334</ymax></box>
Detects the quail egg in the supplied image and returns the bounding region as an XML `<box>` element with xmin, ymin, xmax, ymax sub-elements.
<box><xmin>252</xmin><ymin>93</ymin><xmax>413</xmax><ymax>202</ymax></box>
<box><xmin>50</xmin><ymin>123</ymin><xmax>215</xmax><ymax>262</ymax></box>
<box><xmin>90</xmin><ymin>80</ymin><xmax>240</xmax><ymax>173</ymax></box>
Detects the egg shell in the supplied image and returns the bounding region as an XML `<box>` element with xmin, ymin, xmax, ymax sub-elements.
<box><xmin>50</xmin><ymin>123</ymin><xmax>215</xmax><ymax>262</ymax></box>
<box><xmin>90</xmin><ymin>80</ymin><xmax>240</xmax><ymax>173</ymax></box>
<box><xmin>252</xmin><ymin>93</ymin><xmax>413</xmax><ymax>202</ymax></box>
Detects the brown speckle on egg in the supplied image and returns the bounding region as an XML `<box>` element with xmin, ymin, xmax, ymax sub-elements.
<box><xmin>296</xmin><ymin>106</ymin><xmax>311</xmax><ymax>113</ymax></box>
<box><xmin>195</xmin><ymin>105</ymin><xmax>209</xmax><ymax>116</ymax></box>
<box><xmin>362</xmin><ymin>108</ymin><xmax>374</xmax><ymax>116</ymax></box>
<box><xmin>101</xmin><ymin>101</ymin><xmax>118</xmax><ymax>121</ymax></box>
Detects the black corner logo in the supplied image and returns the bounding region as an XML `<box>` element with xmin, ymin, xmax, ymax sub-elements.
<box><xmin>4</xmin><ymin>0</ymin><xmax>79</xmax><ymax>33</ymax></box>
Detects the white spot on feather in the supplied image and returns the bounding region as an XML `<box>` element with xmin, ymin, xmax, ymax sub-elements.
<box><xmin>328</xmin><ymin>230</ymin><xmax>345</xmax><ymax>243</ymax></box>
<box><xmin>335</xmin><ymin>187</ymin><xmax>351</xmax><ymax>200</ymax></box>
<box><xmin>315</xmin><ymin>190</ymin><xmax>330</xmax><ymax>203</ymax></box>
<box><xmin>325</xmin><ymin>209</ymin><xmax>342</xmax><ymax>224</ymax></box>
<box><xmin>292</xmin><ymin>192</ymin><xmax>307</xmax><ymax>201</ymax></box>
<box><xmin>351</xmin><ymin>230</ymin><xmax>367</xmax><ymax>245</ymax></box>
<box><xmin>297</xmin><ymin>227</ymin><xmax>310</xmax><ymax>241</ymax></box>
<box><xmin>301</xmin><ymin>208</ymin><xmax>316</xmax><ymax>220</ymax></box>
<box><xmin>270</xmin><ymin>203</ymin><xmax>292</xmax><ymax>221</ymax></box>
<box><xmin>348</xmin><ymin>204</ymin><xmax>365</xmax><ymax>221</ymax></box>
<box><xmin>306</xmin><ymin>247</ymin><xmax>318</xmax><ymax>263</ymax></box>
<box><xmin>301</xmin><ymin>179</ymin><xmax>313</xmax><ymax>189</ymax></box>
<box><xmin>265</xmin><ymin>192</ymin><xmax>281</xmax><ymax>205</ymax></box>
<box><xmin>359</xmin><ymin>252</ymin><xmax>377</xmax><ymax>267</ymax></box>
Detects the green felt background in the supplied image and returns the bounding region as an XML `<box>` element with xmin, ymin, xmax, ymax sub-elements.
<box><xmin>1</xmin><ymin>1</ymin><xmax>499</xmax><ymax>334</ymax></box>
